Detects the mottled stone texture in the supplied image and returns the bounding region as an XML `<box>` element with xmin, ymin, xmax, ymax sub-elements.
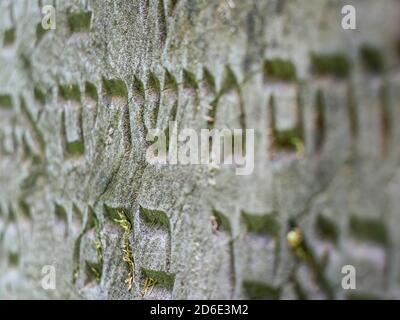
<box><xmin>0</xmin><ymin>0</ymin><xmax>400</xmax><ymax>299</ymax></box>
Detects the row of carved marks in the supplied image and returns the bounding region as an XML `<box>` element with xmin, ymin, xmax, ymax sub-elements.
<box><xmin>210</xmin><ymin>209</ymin><xmax>281</xmax><ymax>299</ymax></box>
<box><xmin>38</xmin><ymin>81</ymin><xmax>99</xmax><ymax>173</ymax></box>
<box><xmin>0</xmin><ymin>87</ymin><xmax>44</xmax><ymax>296</ymax></box>
<box><xmin>98</xmin><ymin>75</ymin><xmax>186</xmax><ymax>203</ymax></box>
<box><xmin>37</xmin><ymin>5</ymin><xmax>93</xmax><ymax>44</ymax></box>
<box><xmin>285</xmin><ymin>207</ymin><xmax>392</xmax><ymax>300</ymax></box>
<box><xmin>2</xmin><ymin>3</ymin><xmax>92</xmax><ymax>49</ymax></box>
<box><xmin>127</xmin><ymin>67</ymin><xmax>244</xmax><ymax>139</ymax></box>
<box><xmin>263</xmin><ymin>45</ymin><xmax>396</xmax><ymax>165</ymax></box>
<box><xmin>32</xmin><ymin>55</ymin><xmax>396</xmax><ymax>173</ymax></box>
<box><xmin>208</xmin><ymin>209</ymin><xmax>361</xmax><ymax>300</ymax></box>
<box><xmin>60</xmin><ymin>0</ymin><xmax>174</xmax><ymax>60</ymax></box>
<box><xmin>67</xmin><ymin>8</ymin><xmax>92</xmax><ymax>36</ymax></box>
<box><xmin>84</xmin><ymin>69</ymin><xmax>212</xmax><ymax>173</ymax></box>
<box><xmin>310</xmin><ymin>48</ymin><xmax>394</xmax><ymax>160</ymax></box>
<box><xmin>0</xmin><ymin>92</ymin><xmax>47</xmax><ymax>229</ymax></box>
<box><xmin>66</xmin><ymin>204</ymin><xmax>176</xmax><ymax>299</ymax></box>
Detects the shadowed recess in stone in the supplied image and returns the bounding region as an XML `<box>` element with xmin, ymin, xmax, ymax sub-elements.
<box><xmin>20</xmin><ymin>97</ymin><xmax>46</xmax><ymax>156</ymax></box>
<box><xmin>72</xmin><ymin>204</ymin><xmax>83</xmax><ymax>231</ymax></box>
<box><xmin>102</xmin><ymin>78</ymin><xmax>128</xmax><ymax>99</ymax></box>
<box><xmin>61</xmin><ymin>111</ymin><xmax>85</xmax><ymax>157</ymax></box>
<box><xmin>241</xmin><ymin>211</ymin><xmax>279</xmax><ymax>236</ymax></box>
<box><xmin>168</xmin><ymin>0</ymin><xmax>179</xmax><ymax>16</ymax></box>
<box><xmin>202</xmin><ymin>68</ymin><xmax>218</xmax><ymax>128</ymax></box>
<box><xmin>202</xmin><ymin>67</ymin><xmax>216</xmax><ymax>92</ymax></box>
<box><xmin>264</xmin><ymin>58</ymin><xmax>297</xmax><ymax>82</ymax></box>
<box><xmin>217</xmin><ymin>66</ymin><xmax>246</xmax><ymax>130</ymax></box>
<box><xmin>380</xmin><ymin>85</ymin><xmax>391</xmax><ymax>158</ymax></box>
<box><xmin>269</xmin><ymin>95</ymin><xmax>304</xmax><ymax>156</ymax></box>
<box><xmin>242</xmin><ymin>281</ymin><xmax>281</xmax><ymax>300</ymax></box>
<box><xmin>0</xmin><ymin>95</ymin><xmax>13</xmax><ymax>109</ymax></box>
<box><xmin>73</xmin><ymin>207</ymin><xmax>103</xmax><ymax>285</ymax></box>
<box><xmin>92</xmin><ymin>213</ymin><xmax>104</xmax><ymax>283</ymax></box>
<box><xmin>8</xmin><ymin>253</ymin><xmax>20</xmax><ymax>266</ymax></box>
<box><xmin>315</xmin><ymin>214</ymin><xmax>339</xmax><ymax>243</ymax></box>
<box><xmin>275</xmin><ymin>129</ymin><xmax>304</xmax><ymax>151</ymax></box>
<box><xmin>211</xmin><ymin>209</ymin><xmax>236</xmax><ymax>298</ymax></box>
<box><xmin>104</xmin><ymin>205</ymin><xmax>130</xmax><ymax>222</ymax></box>
<box><xmin>8</xmin><ymin>206</ymin><xmax>17</xmax><ymax>222</ymax></box>
<box><xmin>162</xmin><ymin>70</ymin><xmax>178</xmax><ymax>147</ymax></box>
<box><xmin>132</xmin><ymin>75</ymin><xmax>145</xmax><ymax>102</ymax></box>
<box><xmin>65</xmin><ymin>140</ymin><xmax>85</xmax><ymax>156</ymax></box>
<box><xmin>286</xmin><ymin>222</ymin><xmax>335</xmax><ymax>299</ymax></box>
<box><xmin>54</xmin><ymin>203</ymin><xmax>68</xmax><ymax>238</ymax></box>
<box><xmin>34</xmin><ymin>87</ymin><xmax>46</xmax><ymax>105</ymax></box>
<box><xmin>314</xmin><ymin>90</ymin><xmax>326</xmax><ymax>153</ymax></box>
<box><xmin>85</xmin><ymin>261</ymin><xmax>102</xmax><ymax>284</ymax></box>
<box><xmin>140</xmin><ymin>206</ymin><xmax>170</xmax><ymax>231</ymax></box>
<box><xmin>220</xmin><ymin>66</ymin><xmax>239</xmax><ymax>95</ymax></box>
<box><xmin>142</xmin><ymin>268</ymin><xmax>175</xmax><ymax>290</ymax></box>
<box><xmin>59</xmin><ymin>84</ymin><xmax>81</xmax><ymax>102</ymax></box>
<box><xmin>19</xmin><ymin>163</ymin><xmax>46</xmax><ymax>190</ymax></box>
<box><xmin>85</xmin><ymin>82</ymin><xmax>99</xmax><ymax>101</ymax></box>
<box><xmin>67</xmin><ymin>11</ymin><xmax>92</xmax><ymax>33</ymax></box>
<box><xmin>163</xmin><ymin>69</ymin><xmax>178</xmax><ymax>92</ymax></box>
<box><xmin>3</xmin><ymin>27</ymin><xmax>16</xmax><ymax>46</ymax></box>
<box><xmin>397</xmin><ymin>39</ymin><xmax>400</xmax><ymax>57</ymax></box>
<box><xmin>106</xmin><ymin>206</ymin><xmax>135</xmax><ymax>290</ymax></box>
<box><xmin>147</xmin><ymin>72</ymin><xmax>161</xmax><ymax>94</ymax></box>
<box><xmin>18</xmin><ymin>200</ymin><xmax>32</xmax><ymax>221</ymax></box>
<box><xmin>145</xmin><ymin>73</ymin><xmax>161</xmax><ymax>130</ymax></box>
<box><xmin>311</xmin><ymin>53</ymin><xmax>351</xmax><ymax>78</ymax></box>
<box><xmin>212</xmin><ymin>209</ymin><xmax>232</xmax><ymax>233</ymax></box>
<box><xmin>19</xmin><ymin>53</ymin><xmax>32</xmax><ymax>75</ymax></box>
<box><xmin>100</xmin><ymin>78</ymin><xmax>132</xmax><ymax>150</ymax></box>
<box><xmin>36</xmin><ymin>23</ymin><xmax>48</xmax><ymax>43</ymax></box>
<box><xmin>347</xmin><ymin>292</ymin><xmax>382</xmax><ymax>300</ymax></box>
<box><xmin>182</xmin><ymin>69</ymin><xmax>199</xmax><ymax>90</ymax></box>
<box><xmin>83</xmin><ymin>224</ymin><xmax>103</xmax><ymax>284</ymax></box>
<box><xmin>347</xmin><ymin>84</ymin><xmax>359</xmax><ymax>140</ymax></box>
<box><xmin>360</xmin><ymin>44</ymin><xmax>385</xmax><ymax>74</ymax></box>
<box><xmin>21</xmin><ymin>135</ymin><xmax>34</xmax><ymax>160</ymax></box>
<box><xmin>349</xmin><ymin>215</ymin><xmax>389</xmax><ymax>246</ymax></box>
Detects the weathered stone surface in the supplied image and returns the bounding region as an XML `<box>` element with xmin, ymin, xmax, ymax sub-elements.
<box><xmin>0</xmin><ymin>0</ymin><xmax>400</xmax><ymax>299</ymax></box>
